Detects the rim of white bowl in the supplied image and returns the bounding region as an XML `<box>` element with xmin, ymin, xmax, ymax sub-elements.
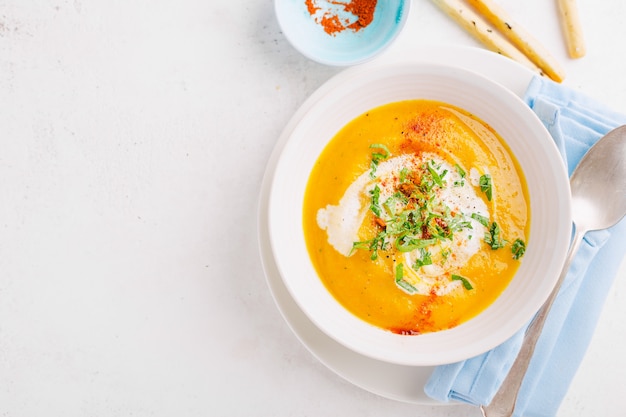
<box><xmin>267</xmin><ymin>62</ymin><xmax>572</xmax><ymax>366</ymax></box>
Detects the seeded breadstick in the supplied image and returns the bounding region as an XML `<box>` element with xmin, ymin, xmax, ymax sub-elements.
<box><xmin>467</xmin><ymin>0</ymin><xmax>565</xmax><ymax>82</ymax></box>
<box><xmin>431</xmin><ymin>0</ymin><xmax>544</xmax><ymax>76</ymax></box>
<box><xmin>557</xmin><ymin>0</ymin><xmax>586</xmax><ymax>58</ymax></box>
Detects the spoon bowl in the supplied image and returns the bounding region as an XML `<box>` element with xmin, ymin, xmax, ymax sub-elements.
<box><xmin>571</xmin><ymin>126</ymin><xmax>626</xmax><ymax>231</ymax></box>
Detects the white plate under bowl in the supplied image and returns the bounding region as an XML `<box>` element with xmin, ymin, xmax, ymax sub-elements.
<box><xmin>258</xmin><ymin>45</ymin><xmax>569</xmax><ymax>403</ymax></box>
<box><xmin>266</xmin><ymin>58</ymin><xmax>571</xmax><ymax>367</ymax></box>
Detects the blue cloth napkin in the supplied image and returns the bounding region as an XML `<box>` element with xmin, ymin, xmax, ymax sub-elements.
<box><xmin>424</xmin><ymin>75</ymin><xmax>626</xmax><ymax>417</ymax></box>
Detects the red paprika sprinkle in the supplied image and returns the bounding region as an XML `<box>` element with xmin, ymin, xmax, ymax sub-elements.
<box><xmin>305</xmin><ymin>0</ymin><xmax>378</xmax><ymax>36</ymax></box>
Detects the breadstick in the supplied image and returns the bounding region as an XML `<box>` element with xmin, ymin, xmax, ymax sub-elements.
<box><xmin>467</xmin><ymin>0</ymin><xmax>565</xmax><ymax>82</ymax></box>
<box><xmin>557</xmin><ymin>0</ymin><xmax>586</xmax><ymax>58</ymax></box>
<box><xmin>431</xmin><ymin>0</ymin><xmax>543</xmax><ymax>76</ymax></box>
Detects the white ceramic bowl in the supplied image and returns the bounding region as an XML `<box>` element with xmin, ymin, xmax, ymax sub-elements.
<box><xmin>274</xmin><ymin>0</ymin><xmax>410</xmax><ymax>66</ymax></box>
<box><xmin>267</xmin><ymin>63</ymin><xmax>572</xmax><ymax>366</ymax></box>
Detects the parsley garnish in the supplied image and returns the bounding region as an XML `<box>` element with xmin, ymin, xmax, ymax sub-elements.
<box><xmin>511</xmin><ymin>238</ymin><xmax>526</xmax><ymax>260</ymax></box>
<box><xmin>485</xmin><ymin>221</ymin><xmax>507</xmax><ymax>250</ymax></box>
<box><xmin>479</xmin><ymin>174</ymin><xmax>493</xmax><ymax>201</ymax></box>
<box><xmin>355</xmin><ymin>158</ymin><xmax>477</xmax><ymax>261</ymax></box>
<box><xmin>369</xmin><ymin>143</ymin><xmax>390</xmax><ymax>178</ymax></box>
<box><xmin>395</xmin><ymin>263</ymin><xmax>419</xmax><ymax>294</ymax></box>
<box><xmin>399</xmin><ymin>167</ymin><xmax>410</xmax><ymax>183</ymax></box>
<box><xmin>395</xmin><ymin>262</ymin><xmax>404</xmax><ymax>281</ymax></box>
<box><xmin>452</xmin><ymin>274</ymin><xmax>474</xmax><ymax>290</ymax></box>
<box><xmin>369</xmin><ymin>185</ymin><xmax>382</xmax><ymax>217</ymax></box>
<box><xmin>427</xmin><ymin>160</ymin><xmax>446</xmax><ymax>187</ymax></box>
<box><xmin>453</xmin><ymin>164</ymin><xmax>466</xmax><ymax>187</ymax></box>
<box><xmin>413</xmin><ymin>248</ymin><xmax>432</xmax><ymax>269</ymax></box>
<box><xmin>471</xmin><ymin>212</ymin><xmax>489</xmax><ymax>227</ymax></box>
<box><xmin>455</xmin><ymin>164</ymin><xmax>466</xmax><ymax>178</ymax></box>
<box><xmin>352</xmin><ymin>234</ymin><xmax>386</xmax><ymax>261</ymax></box>
<box><xmin>350</xmin><ymin>146</ymin><xmax>527</xmax><ymax>298</ymax></box>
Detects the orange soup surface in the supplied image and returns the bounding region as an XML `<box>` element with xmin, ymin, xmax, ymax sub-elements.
<box><xmin>303</xmin><ymin>100</ymin><xmax>530</xmax><ymax>334</ymax></box>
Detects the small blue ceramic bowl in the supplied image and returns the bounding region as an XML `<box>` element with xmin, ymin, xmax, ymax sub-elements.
<box><xmin>275</xmin><ymin>0</ymin><xmax>410</xmax><ymax>66</ymax></box>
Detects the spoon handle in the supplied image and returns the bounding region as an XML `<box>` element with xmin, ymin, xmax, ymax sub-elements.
<box><xmin>480</xmin><ymin>228</ymin><xmax>585</xmax><ymax>417</ymax></box>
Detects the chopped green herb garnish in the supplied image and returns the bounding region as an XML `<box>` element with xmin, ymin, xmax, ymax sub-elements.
<box><xmin>511</xmin><ymin>238</ymin><xmax>526</xmax><ymax>260</ymax></box>
<box><xmin>396</xmin><ymin>279</ymin><xmax>419</xmax><ymax>294</ymax></box>
<box><xmin>413</xmin><ymin>248</ymin><xmax>432</xmax><ymax>269</ymax></box>
<box><xmin>479</xmin><ymin>174</ymin><xmax>493</xmax><ymax>201</ymax></box>
<box><xmin>395</xmin><ymin>235</ymin><xmax>437</xmax><ymax>252</ymax></box>
<box><xmin>355</xmin><ymin>156</ymin><xmax>480</xmax><ymax>262</ymax></box>
<box><xmin>448</xmin><ymin>216</ymin><xmax>473</xmax><ymax>233</ymax></box>
<box><xmin>352</xmin><ymin>232</ymin><xmax>387</xmax><ymax>261</ymax></box>
<box><xmin>395</xmin><ymin>263</ymin><xmax>419</xmax><ymax>294</ymax></box>
<box><xmin>399</xmin><ymin>167</ymin><xmax>410</xmax><ymax>183</ymax></box>
<box><xmin>350</xmin><ymin>146</ymin><xmax>528</xmax><ymax>295</ymax></box>
<box><xmin>427</xmin><ymin>160</ymin><xmax>445</xmax><ymax>187</ymax></box>
<box><xmin>369</xmin><ymin>143</ymin><xmax>391</xmax><ymax>178</ymax></box>
<box><xmin>370</xmin><ymin>143</ymin><xmax>391</xmax><ymax>156</ymax></box>
<box><xmin>451</xmin><ymin>274</ymin><xmax>474</xmax><ymax>290</ymax></box>
<box><xmin>471</xmin><ymin>212</ymin><xmax>490</xmax><ymax>227</ymax></box>
<box><xmin>455</xmin><ymin>164</ymin><xmax>466</xmax><ymax>178</ymax></box>
<box><xmin>369</xmin><ymin>185</ymin><xmax>382</xmax><ymax>217</ymax></box>
<box><xmin>485</xmin><ymin>221</ymin><xmax>507</xmax><ymax>250</ymax></box>
<box><xmin>395</xmin><ymin>262</ymin><xmax>404</xmax><ymax>281</ymax></box>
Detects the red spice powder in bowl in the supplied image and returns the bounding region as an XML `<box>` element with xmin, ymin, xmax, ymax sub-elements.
<box><xmin>275</xmin><ymin>0</ymin><xmax>410</xmax><ymax>66</ymax></box>
<box><xmin>305</xmin><ymin>0</ymin><xmax>377</xmax><ymax>36</ymax></box>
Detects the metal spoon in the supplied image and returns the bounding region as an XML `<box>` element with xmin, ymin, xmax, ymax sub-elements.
<box><xmin>480</xmin><ymin>125</ymin><xmax>626</xmax><ymax>417</ymax></box>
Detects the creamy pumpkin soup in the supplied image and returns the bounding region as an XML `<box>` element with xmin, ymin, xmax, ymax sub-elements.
<box><xmin>303</xmin><ymin>100</ymin><xmax>530</xmax><ymax>334</ymax></box>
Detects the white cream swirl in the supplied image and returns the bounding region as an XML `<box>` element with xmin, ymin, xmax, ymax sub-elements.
<box><xmin>317</xmin><ymin>153</ymin><xmax>489</xmax><ymax>296</ymax></box>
